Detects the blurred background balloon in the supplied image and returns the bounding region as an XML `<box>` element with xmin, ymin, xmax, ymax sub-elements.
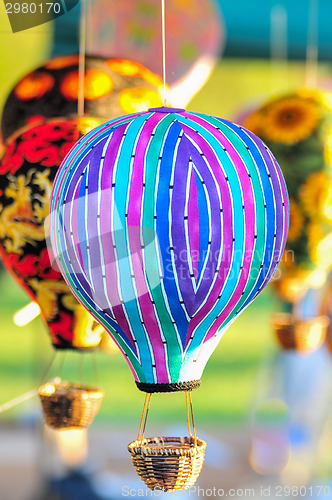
<box><xmin>243</xmin><ymin>89</ymin><xmax>332</xmax><ymax>306</ymax></box>
<box><xmin>241</xmin><ymin>89</ymin><xmax>332</xmax><ymax>354</ymax></box>
<box><xmin>0</xmin><ymin>116</ymin><xmax>104</xmax><ymax>349</ymax></box>
<box><xmin>1</xmin><ymin>54</ymin><xmax>165</xmax><ymax>143</ymax></box>
<box><xmin>85</xmin><ymin>0</ymin><xmax>224</xmax><ymax>107</ymax></box>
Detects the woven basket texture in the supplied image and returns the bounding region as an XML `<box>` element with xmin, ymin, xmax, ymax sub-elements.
<box><xmin>128</xmin><ymin>436</ymin><xmax>207</xmax><ymax>491</ymax></box>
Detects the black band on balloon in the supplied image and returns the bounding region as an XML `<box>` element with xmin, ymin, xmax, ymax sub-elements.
<box><xmin>135</xmin><ymin>380</ymin><xmax>201</xmax><ymax>393</ymax></box>
<box><xmin>52</xmin><ymin>344</ymin><xmax>97</xmax><ymax>352</ymax></box>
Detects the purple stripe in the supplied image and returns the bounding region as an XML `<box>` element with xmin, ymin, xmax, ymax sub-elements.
<box><xmin>188</xmin><ymin>168</ymin><xmax>200</xmax><ymax>280</ymax></box>
<box><xmin>248</xmin><ymin>133</ymin><xmax>287</xmax><ymax>286</ymax></box>
<box><xmin>202</xmin><ymin>134</ymin><xmax>256</xmax><ymax>341</ymax></box>
<box><xmin>127</xmin><ymin>115</ymin><xmax>169</xmax><ymax>382</ymax></box>
<box><xmin>100</xmin><ymin>125</ymin><xmax>137</xmax><ymax>351</ymax></box>
<box><xmin>182</xmin><ymin>136</ymin><xmax>233</xmax><ymax>345</ymax></box>
<box><xmin>171</xmin><ymin>136</ymin><xmax>223</xmax><ymax>317</ymax></box>
<box><xmin>183</xmin><ymin>122</ymin><xmax>257</xmax><ymax>344</ymax></box>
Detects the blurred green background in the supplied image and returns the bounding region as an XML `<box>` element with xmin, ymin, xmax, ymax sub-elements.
<box><xmin>0</xmin><ymin>267</ymin><xmax>280</xmax><ymax>425</ymax></box>
<box><xmin>1</xmin><ymin>4</ymin><xmax>332</xmax><ymax>429</ymax></box>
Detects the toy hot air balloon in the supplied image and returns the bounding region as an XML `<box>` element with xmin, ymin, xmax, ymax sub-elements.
<box><xmin>243</xmin><ymin>89</ymin><xmax>332</xmax><ymax>352</ymax></box>
<box><xmin>1</xmin><ymin>54</ymin><xmax>165</xmax><ymax>142</ymax></box>
<box><xmin>0</xmin><ymin>116</ymin><xmax>104</xmax><ymax>350</ymax></box>
<box><xmin>86</xmin><ymin>0</ymin><xmax>224</xmax><ymax>107</ymax></box>
<box><xmin>50</xmin><ymin>106</ymin><xmax>289</xmax><ymax>489</ymax></box>
<box><xmin>0</xmin><ymin>116</ymin><xmax>106</xmax><ymax>428</ymax></box>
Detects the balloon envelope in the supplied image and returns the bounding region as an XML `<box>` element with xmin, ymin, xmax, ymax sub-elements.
<box><xmin>243</xmin><ymin>89</ymin><xmax>332</xmax><ymax>303</ymax></box>
<box><xmin>50</xmin><ymin>107</ymin><xmax>289</xmax><ymax>389</ymax></box>
<box><xmin>1</xmin><ymin>54</ymin><xmax>165</xmax><ymax>142</ymax></box>
<box><xmin>86</xmin><ymin>0</ymin><xmax>224</xmax><ymax>107</ymax></box>
<box><xmin>0</xmin><ymin>116</ymin><xmax>103</xmax><ymax>349</ymax></box>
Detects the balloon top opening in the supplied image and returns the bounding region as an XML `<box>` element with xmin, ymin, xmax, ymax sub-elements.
<box><xmin>148</xmin><ymin>106</ymin><xmax>186</xmax><ymax>114</ymax></box>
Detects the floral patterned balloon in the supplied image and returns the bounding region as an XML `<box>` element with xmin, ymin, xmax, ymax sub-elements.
<box><xmin>243</xmin><ymin>89</ymin><xmax>332</xmax><ymax>303</ymax></box>
<box><xmin>0</xmin><ymin>116</ymin><xmax>104</xmax><ymax>349</ymax></box>
<box><xmin>1</xmin><ymin>54</ymin><xmax>165</xmax><ymax>142</ymax></box>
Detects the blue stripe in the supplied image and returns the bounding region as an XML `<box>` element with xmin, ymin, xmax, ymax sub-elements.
<box><xmin>156</xmin><ymin>120</ymin><xmax>189</xmax><ymax>347</ymax></box>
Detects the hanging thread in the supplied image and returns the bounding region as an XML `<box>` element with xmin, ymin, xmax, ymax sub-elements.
<box><xmin>305</xmin><ymin>0</ymin><xmax>318</xmax><ymax>88</ymax></box>
<box><xmin>161</xmin><ymin>0</ymin><xmax>167</xmax><ymax>106</ymax></box>
<box><xmin>78</xmin><ymin>0</ymin><xmax>87</xmax><ymax>117</ymax></box>
<box><xmin>39</xmin><ymin>351</ymin><xmax>57</xmax><ymax>384</ymax></box>
<box><xmin>137</xmin><ymin>393</ymin><xmax>152</xmax><ymax>442</ymax></box>
<box><xmin>185</xmin><ymin>391</ymin><xmax>192</xmax><ymax>436</ymax></box>
<box><xmin>92</xmin><ymin>351</ymin><xmax>101</xmax><ymax>387</ymax></box>
<box><xmin>0</xmin><ymin>388</ymin><xmax>38</xmax><ymax>414</ymax></box>
<box><xmin>270</xmin><ymin>4</ymin><xmax>289</xmax><ymax>92</ymax></box>
<box><xmin>189</xmin><ymin>391</ymin><xmax>197</xmax><ymax>445</ymax></box>
<box><xmin>0</xmin><ymin>352</ymin><xmax>57</xmax><ymax>414</ymax></box>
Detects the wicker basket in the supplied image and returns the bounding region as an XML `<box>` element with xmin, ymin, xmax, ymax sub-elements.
<box><xmin>38</xmin><ymin>380</ymin><xmax>104</xmax><ymax>429</ymax></box>
<box><xmin>128</xmin><ymin>436</ymin><xmax>207</xmax><ymax>491</ymax></box>
<box><xmin>272</xmin><ymin>313</ymin><xmax>329</xmax><ymax>353</ymax></box>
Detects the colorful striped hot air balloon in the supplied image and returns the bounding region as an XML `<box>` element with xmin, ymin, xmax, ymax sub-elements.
<box><xmin>49</xmin><ymin>106</ymin><xmax>289</xmax><ymax>391</ymax></box>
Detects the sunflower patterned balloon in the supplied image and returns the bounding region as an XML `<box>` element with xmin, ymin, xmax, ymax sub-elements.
<box><xmin>243</xmin><ymin>89</ymin><xmax>332</xmax><ymax>303</ymax></box>
<box><xmin>1</xmin><ymin>55</ymin><xmax>165</xmax><ymax>142</ymax></box>
<box><xmin>0</xmin><ymin>116</ymin><xmax>104</xmax><ymax>349</ymax></box>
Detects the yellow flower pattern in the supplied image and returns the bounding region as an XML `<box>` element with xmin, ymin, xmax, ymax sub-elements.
<box><xmin>263</xmin><ymin>97</ymin><xmax>320</xmax><ymax>144</ymax></box>
<box><xmin>243</xmin><ymin>89</ymin><xmax>332</xmax><ymax>302</ymax></box>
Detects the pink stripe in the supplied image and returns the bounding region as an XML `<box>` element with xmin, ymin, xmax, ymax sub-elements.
<box><xmin>180</xmin><ymin>127</ymin><xmax>233</xmax><ymax>345</ymax></box>
<box><xmin>181</xmin><ymin>118</ymin><xmax>256</xmax><ymax>345</ymax></box>
<box><xmin>99</xmin><ymin>126</ymin><xmax>137</xmax><ymax>351</ymax></box>
<box><xmin>71</xmin><ymin>179</ymin><xmax>84</xmax><ymax>269</ymax></box>
<box><xmin>188</xmin><ymin>168</ymin><xmax>200</xmax><ymax>280</ymax></box>
<box><xmin>273</xmin><ymin>157</ymin><xmax>289</xmax><ymax>253</ymax></box>
<box><xmin>127</xmin><ymin>114</ymin><xmax>169</xmax><ymax>383</ymax></box>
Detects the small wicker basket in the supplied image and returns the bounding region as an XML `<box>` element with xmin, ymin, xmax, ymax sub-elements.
<box><xmin>38</xmin><ymin>380</ymin><xmax>104</xmax><ymax>429</ymax></box>
<box><xmin>128</xmin><ymin>436</ymin><xmax>207</xmax><ymax>491</ymax></box>
<box><xmin>272</xmin><ymin>313</ymin><xmax>329</xmax><ymax>353</ymax></box>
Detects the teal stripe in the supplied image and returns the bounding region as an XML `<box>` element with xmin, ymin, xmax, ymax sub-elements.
<box><xmin>176</xmin><ymin>115</ymin><xmax>247</xmax><ymax>353</ymax></box>
<box><xmin>113</xmin><ymin>114</ymin><xmax>155</xmax><ymax>382</ymax></box>
<box><xmin>142</xmin><ymin>115</ymin><xmax>184</xmax><ymax>382</ymax></box>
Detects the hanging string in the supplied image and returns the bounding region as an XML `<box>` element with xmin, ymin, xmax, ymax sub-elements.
<box><xmin>91</xmin><ymin>350</ymin><xmax>101</xmax><ymax>387</ymax></box>
<box><xmin>39</xmin><ymin>351</ymin><xmax>57</xmax><ymax>384</ymax></box>
<box><xmin>189</xmin><ymin>391</ymin><xmax>197</xmax><ymax>445</ymax></box>
<box><xmin>78</xmin><ymin>0</ymin><xmax>87</xmax><ymax>117</ymax></box>
<box><xmin>0</xmin><ymin>351</ymin><xmax>57</xmax><ymax>414</ymax></box>
<box><xmin>79</xmin><ymin>352</ymin><xmax>85</xmax><ymax>385</ymax></box>
<box><xmin>137</xmin><ymin>393</ymin><xmax>152</xmax><ymax>443</ymax></box>
<box><xmin>140</xmin><ymin>394</ymin><xmax>152</xmax><ymax>442</ymax></box>
<box><xmin>56</xmin><ymin>350</ymin><xmax>66</xmax><ymax>381</ymax></box>
<box><xmin>305</xmin><ymin>0</ymin><xmax>318</xmax><ymax>88</ymax></box>
<box><xmin>269</xmin><ymin>4</ymin><xmax>289</xmax><ymax>92</ymax></box>
<box><xmin>137</xmin><ymin>393</ymin><xmax>149</xmax><ymax>440</ymax></box>
<box><xmin>185</xmin><ymin>391</ymin><xmax>192</xmax><ymax>437</ymax></box>
<box><xmin>0</xmin><ymin>389</ymin><xmax>38</xmax><ymax>414</ymax></box>
<box><xmin>161</xmin><ymin>0</ymin><xmax>167</xmax><ymax>106</ymax></box>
